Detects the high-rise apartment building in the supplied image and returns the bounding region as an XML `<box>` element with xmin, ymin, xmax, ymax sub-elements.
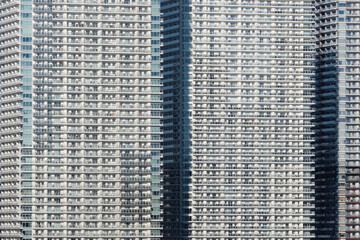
<box><xmin>314</xmin><ymin>1</ymin><xmax>360</xmax><ymax>239</ymax></box>
<box><xmin>5</xmin><ymin>0</ymin><xmax>360</xmax><ymax>239</ymax></box>
<box><xmin>0</xmin><ymin>0</ymin><xmax>162</xmax><ymax>239</ymax></box>
<box><xmin>161</xmin><ymin>0</ymin><xmax>315</xmax><ymax>239</ymax></box>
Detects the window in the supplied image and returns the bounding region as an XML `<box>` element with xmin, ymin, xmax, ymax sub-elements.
<box><xmin>23</xmin><ymin>118</ymin><xmax>32</xmax><ymax>123</ymax></box>
<box><xmin>22</xmin><ymin>45</ymin><xmax>32</xmax><ymax>50</ymax></box>
<box><xmin>22</xmin><ymin>37</ymin><xmax>32</xmax><ymax>42</ymax></box>
<box><xmin>23</xmin><ymin>102</ymin><xmax>32</xmax><ymax>106</ymax></box>
<box><xmin>22</xmin><ymin>61</ymin><xmax>32</xmax><ymax>67</ymax></box>
<box><xmin>21</xmin><ymin>13</ymin><xmax>31</xmax><ymax>18</ymax></box>
<box><xmin>21</xmin><ymin>4</ymin><xmax>32</xmax><ymax>9</ymax></box>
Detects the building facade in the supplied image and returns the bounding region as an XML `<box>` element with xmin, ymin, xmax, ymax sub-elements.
<box><xmin>4</xmin><ymin>0</ymin><xmax>360</xmax><ymax>239</ymax></box>
<box><xmin>161</xmin><ymin>0</ymin><xmax>315</xmax><ymax>239</ymax></box>
<box><xmin>0</xmin><ymin>0</ymin><xmax>162</xmax><ymax>239</ymax></box>
<box><xmin>314</xmin><ymin>0</ymin><xmax>360</xmax><ymax>239</ymax></box>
